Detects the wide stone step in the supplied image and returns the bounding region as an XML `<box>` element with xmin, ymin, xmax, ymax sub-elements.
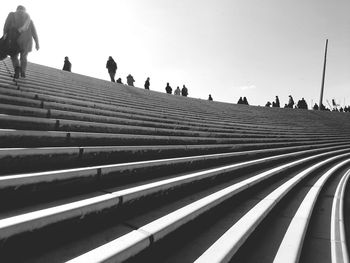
<box><xmin>3</xmin><ymin>141</ymin><xmax>348</xmax><ymax>176</ymax></box>
<box><xmin>2</xmin><ymin>102</ymin><xmax>339</xmax><ymax>138</ymax></box>
<box><xmin>0</xmin><ymin>147</ymin><xmax>347</xmax><ymax>262</ymax></box>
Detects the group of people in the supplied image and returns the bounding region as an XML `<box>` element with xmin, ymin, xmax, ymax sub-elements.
<box><xmin>263</xmin><ymin>95</ymin><xmax>350</xmax><ymax>113</ymax></box>
<box><xmin>164</xmin><ymin>83</ymin><xmax>188</xmax><ymax>96</ymax></box>
<box><xmin>265</xmin><ymin>95</ymin><xmax>308</xmax><ymax>109</ymax></box>
<box><xmin>237</xmin><ymin>97</ymin><xmax>249</xmax><ymax>105</ymax></box>
<box><xmin>3</xmin><ymin>6</ymin><xmax>347</xmax><ymax>113</ymax></box>
<box><xmin>105</xmin><ymin>56</ymin><xmax>191</xmax><ymax>97</ymax></box>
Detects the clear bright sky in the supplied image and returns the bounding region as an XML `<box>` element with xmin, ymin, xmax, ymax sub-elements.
<box><xmin>1</xmin><ymin>0</ymin><xmax>349</xmax><ymax>107</ymax></box>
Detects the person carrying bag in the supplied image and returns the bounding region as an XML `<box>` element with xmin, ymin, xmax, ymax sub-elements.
<box><xmin>2</xmin><ymin>5</ymin><xmax>39</xmax><ymax>78</ymax></box>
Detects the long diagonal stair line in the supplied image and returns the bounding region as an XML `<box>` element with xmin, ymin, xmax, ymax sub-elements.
<box><xmin>1</xmin><ymin>59</ymin><xmax>350</xmax><ymax>262</ymax></box>
<box><xmin>331</xmin><ymin>169</ymin><xmax>350</xmax><ymax>263</ymax></box>
<box><xmin>0</xmin><ymin>143</ymin><xmax>349</xmax><ymax>192</ymax></box>
<box><xmin>0</xmin><ymin>147</ymin><xmax>348</xmax><ymax>241</ymax></box>
<box><xmin>194</xmin><ymin>153</ymin><xmax>350</xmax><ymax>263</ymax></box>
<box><xmin>0</xmin><ymin>140</ymin><xmax>348</xmax><ymax>175</ymax></box>
<box><xmin>60</xmin><ymin>149</ymin><xmax>350</xmax><ymax>263</ymax></box>
<box><xmin>273</xmin><ymin>160</ymin><xmax>350</xmax><ymax>263</ymax></box>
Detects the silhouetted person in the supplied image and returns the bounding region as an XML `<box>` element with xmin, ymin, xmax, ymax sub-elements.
<box><xmin>287</xmin><ymin>95</ymin><xmax>294</xmax><ymax>108</ymax></box>
<box><xmin>297</xmin><ymin>98</ymin><xmax>308</xmax><ymax>109</ymax></box>
<box><xmin>174</xmin><ymin>86</ymin><xmax>181</xmax><ymax>95</ymax></box>
<box><xmin>181</xmin><ymin>85</ymin><xmax>188</xmax><ymax>97</ymax></box>
<box><xmin>340</xmin><ymin>107</ymin><xmax>344</xmax><ymax>112</ymax></box>
<box><xmin>106</xmin><ymin>56</ymin><xmax>117</xmax><ymax>82</ymax></box>
<box><xmin>265</xmin><ymin>101</ymin><xmax>272</xmax><ymax>107</ymax></box>
<box><xmin>144</xmin><ymin>77</ymin><xmax>150</xmax><ymax>90</ymax></box>
<box><xmin>208</xmin><ymin>94</ymin><xmax>213</xmax><ymax>101</ymax></box>
<box><xmin>62</xmin><ymin>56</ymin><xmax>71</xmax><ymax>72</ymax></box>
<box><xmin>3</xmin><ymin>5</ymin><xmax>39</xmax><ymax>78</ymax></box>
<box><xmin>243</xmin><ymin>97</ymin><xmax>249</xmax><ymax>105</ymax></box>
<box><xmin>313</xmin><ymin>103</ymin><xmax>319</xmax><ymax>110</ymax></box>
<box><xmin>237</xmin><ymin>97</ymin><xmax>243</xmax><ymax>104</ymax></box>
<box><xmin>126</xmin><ymin>74</ymin><xmax>135</xmax><ymax>86</ymax></box>
<box><xmin>165</xmin><ymin>83</ymin><xmax>172</xmax><ymax>94</ymax></box>
<box><xmin>273</xmin><ymin>96</ymin><xmax>280</xmax><ymax>107</ymax></box>
<box><xmin>116</xmin><ymin>78</ymin><xmax>123</xmax><ymax>84</ymax></box>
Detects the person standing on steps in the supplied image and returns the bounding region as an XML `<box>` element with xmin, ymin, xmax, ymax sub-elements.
<box><xmin>3</xmin><ymin>5</ymin><xmax>39</xmax><ymax>79</ymax></box>
<box><xmin>165</xmin><ymin>82</ymin><xmax>172</xmax><ymax>94</ymax></box>
<box><xmin>144</xmin><ymin>77</ymin><xmax>150</xmax><ymax>90</ymax></box>
<box><xmin>287</xmin><ymin>95</ymin><xmax>295</xmax><ymax>108</ymax></box>
<box><xmin>174</xmin><ymin>86</ymin><xmax>181</xmax><ymax>95</ymax></box>
<box><xmin>181</xmin><ymin>85</ymin><xmax>188</xmax><ymax>97</ymax></box>
<box><xmin>62</xmin><ymin>56</ymin><xmax>71</xmax><ymax>72</ymax></box>
<box><xmin>273</xmin><ymin>96</ymin><xmax>280</xmax><ymax>107</ymax></box>
<box><xmin>126</xmin><ymin>74</ymin><xmax>135</xmax><ymax>86</ymax></box>
<box><xmin>106</xmin><ymin>56</ymin><xmax>117</xmax><ymax>82</ymax></box>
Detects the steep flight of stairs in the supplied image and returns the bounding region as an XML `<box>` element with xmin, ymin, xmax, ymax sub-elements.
<box><xmin>0</xmin><ymin>58</ymin><xmax>349</xmax><ymax>263</ymax></box>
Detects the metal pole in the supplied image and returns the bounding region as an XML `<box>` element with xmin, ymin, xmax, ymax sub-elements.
<box><xmin>319</xmin><ymin>39</ymin><xmax>328</xmax><ymax>110</ymax></box>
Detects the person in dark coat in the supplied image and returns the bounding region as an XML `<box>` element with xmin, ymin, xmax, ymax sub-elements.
<box><xmin>243</xmin><ymin>97</ymin><xmax>249</xmax><ymax>105</ymax></box>
<box><xmin>181</xmin><ymin>85</ymin><xmax>188</xmax><ymax>97</ymax></box>
<box><xmin>144</xmin><ymin>77</ymin><xmax>150</xmax><ymax>90</ymax></box>
<box><xmin>265</xmin><ymin>101</ymin><xmax>272</xmax><ymax>107</ymax></box>
<box><xmin>116</xmin><ymin>78</ymin><xmax>123</xmax><ymax>84</ymax></box>
<box><xmin>237</xmin><ymin>97</ymin><xmax>243</xmax><ymax>104</ymax></box>
<box><xmin>165</xmin><ymin>82</ymin><xmax>172</xmax><ymax>94</ymax></box>
<box><xmin>287</xmin><ymin>95</ymin><xmax>295</xmax><ymax>108</ymax></box>
<box><xmin>3</xmin><ymin>5</ymin><xmax>39</xmax><ymax>78</ymax></box>
<box><xmin>106</xmin><ymin>56</ymin><xmax>117</xmax><ymax>82</ymax></box>
<box><xmin>273</xmin><ymin>96</ymin><xmax>280</xmax><ymax>107</ymax></box>
<box><xmin>208</xmin><ymin>94</ymin><xmax>213</xmax><ymax>101</ymax></box>
<box><xmin>126</xmin><ymin>74</ymin><xmax>135</xmax><ymax>86</ymax></box>
<box><xmin>297</xmin><ymin>98</ymin><xmax>308</xmax><ymax>109</ymax></box>
<box><xmin>62</xmin><ymin>56</ymin><xmax>71</xmax><ymax>72</ymax></box>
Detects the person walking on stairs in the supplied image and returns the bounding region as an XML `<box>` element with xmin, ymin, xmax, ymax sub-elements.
<box><xmin>62</xmin><ymin>56</ymin><xmax>71</xmax><ymax>72</ymax></box>
<box><xmin>144</xmin><ymin>77</ymin><xmax>150</xmax><ymax>90</ymax></box>
<box><xmin>165</xmin><ymin>82</ymin><xmax>172</xmax><ymax>94</ymax></box>
<box><xmin>174</xmin><ymin>86</ymin><xmax>181</xmax><ymax>95</ymax></box>
<box><xmin>181</xmin><ymin>85</ymin><xmax>188</xmax><ymax>97</ymax></box>
<box><xmin>106</xmin><ymin>56</ymin><xmax>117</xmax><ymax>82</ymax></box>
<box><xmin>127</xmin><ymin>74</ymin><xmax>135</xmax><ymax>86</ymax></box>
<box><xmin>3</xmin><ymin>5</ymin><xmax>39</xmax><ymax>79</ymax></box>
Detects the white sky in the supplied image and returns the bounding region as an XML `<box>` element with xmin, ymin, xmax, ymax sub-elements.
<box><xmin>1</xmin><ymin>0</ymin><xmax>349</xmax><ymax>107</ymax></box>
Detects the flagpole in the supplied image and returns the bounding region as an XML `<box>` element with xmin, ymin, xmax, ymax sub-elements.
<box><xmin>319</xmin><ymin>39</ymin><xmax>328</xmax><ymax>110</ymax></box>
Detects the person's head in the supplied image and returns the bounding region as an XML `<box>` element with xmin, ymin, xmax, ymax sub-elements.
<box><xmin>109</xmin><ymin>56</ymin><xmax>112</xmax><ymax>60</ymax></box>
<box><xmin>65</xmin><ymin>56</ymin><xmax>69</xmax><ymax>60</ymax></box>
<box><xmin>167</xmin><ymin>82</ymin><xmax>169</xmax><ymax>85</ymax></box>
<box><xmin>16</xmin><ymin>5</ymin><xmax>26</xmax><ymax>12</ymax></box>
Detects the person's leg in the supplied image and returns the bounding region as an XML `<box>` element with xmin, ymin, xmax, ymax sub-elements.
<box><xmin>109</xmin><ymin>72</ymin><xmax>115</xmax><ymax>82</ymax></box>
<box><xmin>20</xmin><ymin>51</ymin><xmax>28</xmax><ymax>78</ymax></box>
<box><xmin>10</xmin><ymin>53</ymin><xmax>20</xmax><ymax>79</ymax></box>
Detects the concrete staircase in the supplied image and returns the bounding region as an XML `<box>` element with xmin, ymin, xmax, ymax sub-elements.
<box><xmin>0</xmin><ymin>58</ymin><xmax>349</xmax><ymax>263</ymax></box>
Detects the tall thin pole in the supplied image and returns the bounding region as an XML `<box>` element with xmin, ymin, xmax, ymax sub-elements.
<box><xmin>319</xmin><ymin>39</ymin><xmax>328</xmax><ymax>110</ymax></box>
